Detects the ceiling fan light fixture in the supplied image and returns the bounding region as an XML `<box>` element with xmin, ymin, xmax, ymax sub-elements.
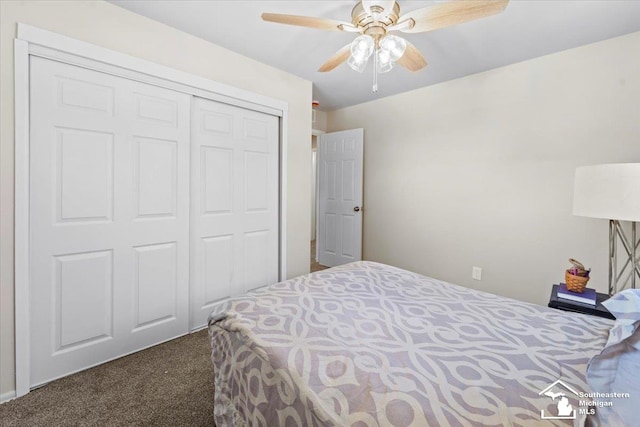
<box><xmin>347</xmin><ymin>55</ymin><xmax>369</xmax><ymax>73</ymax></box>
<box><xmin>347</xmin><ymin>35</ymin><xmax>374</xmax><ymax>72</ymax></box>
<box><xmin>379</xmin><ymin>34</ymin><xmax>407</xmax><ymax>61</ymax></box>
<box><xmin>376</xmin><ymin>49</ymin><xmax>395</xmax><ymax>73</ymax></box>
<box><xmin>350</xmin><ymin>35</ymin><xmax>375</xmax><ymax>61</ymax></box>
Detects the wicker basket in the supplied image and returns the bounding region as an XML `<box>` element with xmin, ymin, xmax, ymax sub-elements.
<box><xmin>565</xmin><ymin>258</ymin><xmax>590</xmax><ymax>293</ymax></box>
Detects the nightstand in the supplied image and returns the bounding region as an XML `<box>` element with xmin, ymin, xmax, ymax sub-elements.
<box><xmin>548</xmin><ymin>284</ymin><xmax>615</xmax><ymax>320</ymax></box>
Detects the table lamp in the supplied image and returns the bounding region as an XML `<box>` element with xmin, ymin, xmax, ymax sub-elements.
<box><xmin>573</xmin><ymin>163</ymin><xmax>640</xmax><ymax>295</ymax></box>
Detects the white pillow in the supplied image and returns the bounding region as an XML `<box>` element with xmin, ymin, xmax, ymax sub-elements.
<box><xmin>584</xmin><ymin>289</ymin><xmax>640</xmax><ymax>427</ymax></box>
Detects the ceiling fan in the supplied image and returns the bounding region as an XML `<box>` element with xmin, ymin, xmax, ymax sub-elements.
<box><xmin>262</xmin><ymin>0</ymin><xmax>509</xmax><ymax>91</ymax></box>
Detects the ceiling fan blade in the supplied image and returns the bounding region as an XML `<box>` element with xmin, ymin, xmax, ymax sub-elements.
<box><xmin>318</xmin><ymin>44</ymin><xmax>352</xmax><ymax>72</ymax></box>
<box><xmin>398</xmin><ymin>0</ymin><xmax>509</xmax><ymax>34</ymax></box>
<box><xmin>261</xmin><ymin>13</ymin><xmax>356</xmax><ymax>31</ymax></box>
<box><xmin>396</xmin><ymin>40</ymin><xmax>427</xmax><ymax>72</ymax></box>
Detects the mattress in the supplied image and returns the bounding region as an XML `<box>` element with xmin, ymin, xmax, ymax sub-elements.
<box><xmin>208</xmin><ymin>261</ymin><xmax>613</xmax><ymax>426</ymax></box>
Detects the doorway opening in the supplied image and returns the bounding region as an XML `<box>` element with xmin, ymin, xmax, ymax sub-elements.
<box><xmin>311</xmin><ymin>133</ymin><xmax>329</xmax><ymax>273</ymax></box>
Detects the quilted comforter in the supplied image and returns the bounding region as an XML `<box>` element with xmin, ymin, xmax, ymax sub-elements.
<box><xmin>208</xmin><ymin>261</ymin><xmax>613</xmax><ymax>426</ymax></box>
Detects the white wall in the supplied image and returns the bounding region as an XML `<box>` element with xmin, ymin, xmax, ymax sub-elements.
<box><xmin>0</xmin><ymin>0</ymin><xmax>311</xmax><ymax>398</ymax></box>
<box><xmin>327</xmin><ymin>32</ymin><xmax>640</xmax><ymax>307</ymax></box>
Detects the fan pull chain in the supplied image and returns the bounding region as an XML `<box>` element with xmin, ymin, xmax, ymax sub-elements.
<box><xmin>373</xmin><ymin>49</ymin><xmax>379</xmax><ymax>92</ymax></box>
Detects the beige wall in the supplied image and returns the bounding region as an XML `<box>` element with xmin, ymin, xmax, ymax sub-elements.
<box><xmin>0</xmin><ymin>0</ymin><xmax>311</xmax><ymax>397</ymax></box>
<box><xmin>328</xmin><ymin>32</ymin><xmax>640</xmax><ymax>307</ymax></box>
<box><xmin>313</xmin><ymin>109</ymin><xmax>328</xmax><ymax>133</ymax></box>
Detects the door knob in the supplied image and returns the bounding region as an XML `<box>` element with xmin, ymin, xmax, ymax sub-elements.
<box><xmin>353</xmin><ymin>206</ymin><xmax>361</xmax><ymax>212</ymax></box>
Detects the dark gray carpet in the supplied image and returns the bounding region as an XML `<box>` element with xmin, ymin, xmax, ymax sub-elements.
<box><xmin>0</xmin><ymin>330</ymin><xmax>214</xmax><ymax>426</ymax></box>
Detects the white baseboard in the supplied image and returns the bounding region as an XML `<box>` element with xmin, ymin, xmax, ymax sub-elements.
<box><xmin>1</xmin><ymin>390</ymin><xmax>17</xmax><ymax>403</ymax></box>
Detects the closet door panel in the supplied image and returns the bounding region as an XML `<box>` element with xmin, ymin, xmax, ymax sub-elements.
<box><xmin>191</xmin><ymin>97</ymin><xmax>279</xmax><ymax>329</ymax></box>
<box><xmin>29</xmin><ymin>56</ymin><xmax>190</xmax><ymax>387</ymax></box>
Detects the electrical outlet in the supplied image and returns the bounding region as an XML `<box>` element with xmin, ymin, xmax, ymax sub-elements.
<box><xmin>472</xmin><ymin>266</ymin><xmax>482</xmax><ymax>281</ymax></box>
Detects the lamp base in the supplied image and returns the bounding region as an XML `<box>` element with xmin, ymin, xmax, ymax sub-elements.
<box><xmin>609</xmin><ymin>220</ymin><xmax>639</xmax><ymax>295</ymax></box>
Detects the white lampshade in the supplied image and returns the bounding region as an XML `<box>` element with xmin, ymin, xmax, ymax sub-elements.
<box><xmin>348</xmin><ymin>35</ymin><xmax>374</xmax><ymax>73</ymax></box>
<box><xmin>376</xmin><ymin>49</ymin><xmax>394</xmax><ymax>73</ymax></box>
<box><xmin>379</xmin><ymin>34</ymin><xmax>406</xmax><ymax>61</ymax></box>
<box><xmin>573</xmin><ymin>163</ymin><xmax>640</xmax><ymax>222</ymax></box>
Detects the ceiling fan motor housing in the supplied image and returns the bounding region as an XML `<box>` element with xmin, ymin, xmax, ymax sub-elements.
<box><xmin>351</xmin><ymin>1</ymin><xmax>401</xmax><ymax>36</ymax></box>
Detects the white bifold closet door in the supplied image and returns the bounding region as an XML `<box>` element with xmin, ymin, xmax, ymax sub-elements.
<box><xmin>190</xmin><ymin>97</ymin><xmax>279</xmax><ymax>329</ymax></box>
<box><xmin>29</xmin><ymin>57</ymin><xmax>191</xmax><ymax>387</ymax></box>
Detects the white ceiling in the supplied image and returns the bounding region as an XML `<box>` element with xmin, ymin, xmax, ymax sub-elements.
<box><xmin>109</xmin><ymin>1</ymin><xmax>640</xmax><ymax>111</ymax></box>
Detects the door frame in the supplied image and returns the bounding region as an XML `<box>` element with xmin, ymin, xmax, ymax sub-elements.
<box><xmin>311</xmin><ymin>129</ymin><xmax>325</xmax><ymax>257</ymax></box>
<box><xmin>14</xmin><ymin>23</ymin><xmax>289</xmax><ymax>397</ymax></box>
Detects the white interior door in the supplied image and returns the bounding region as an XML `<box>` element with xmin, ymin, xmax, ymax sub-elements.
<box><xmin>29</xmin><ymin>57</ymin><xmax>191</xmax><ymax>386</ymax></box>
<box><xmin>317</xmin><ymin>129</ymin><xmax>364</xmax><ymax>267</ymax></box>
<box><xmin>190</xmin><ymin>97</ymin><xmax>279</xmax><ymax>329</ymax></box>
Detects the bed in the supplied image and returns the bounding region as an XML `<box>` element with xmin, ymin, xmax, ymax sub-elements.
<box><xmin>208</xmin><ymin>261</ymin><xmax>619</xmax><ymax>426</ymax></box>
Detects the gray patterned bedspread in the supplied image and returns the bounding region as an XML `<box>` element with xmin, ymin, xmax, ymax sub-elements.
<box><xmin>208</xmin><ymin>261</ymin><xmax>613</xmax><ymax>426</ymax></box>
